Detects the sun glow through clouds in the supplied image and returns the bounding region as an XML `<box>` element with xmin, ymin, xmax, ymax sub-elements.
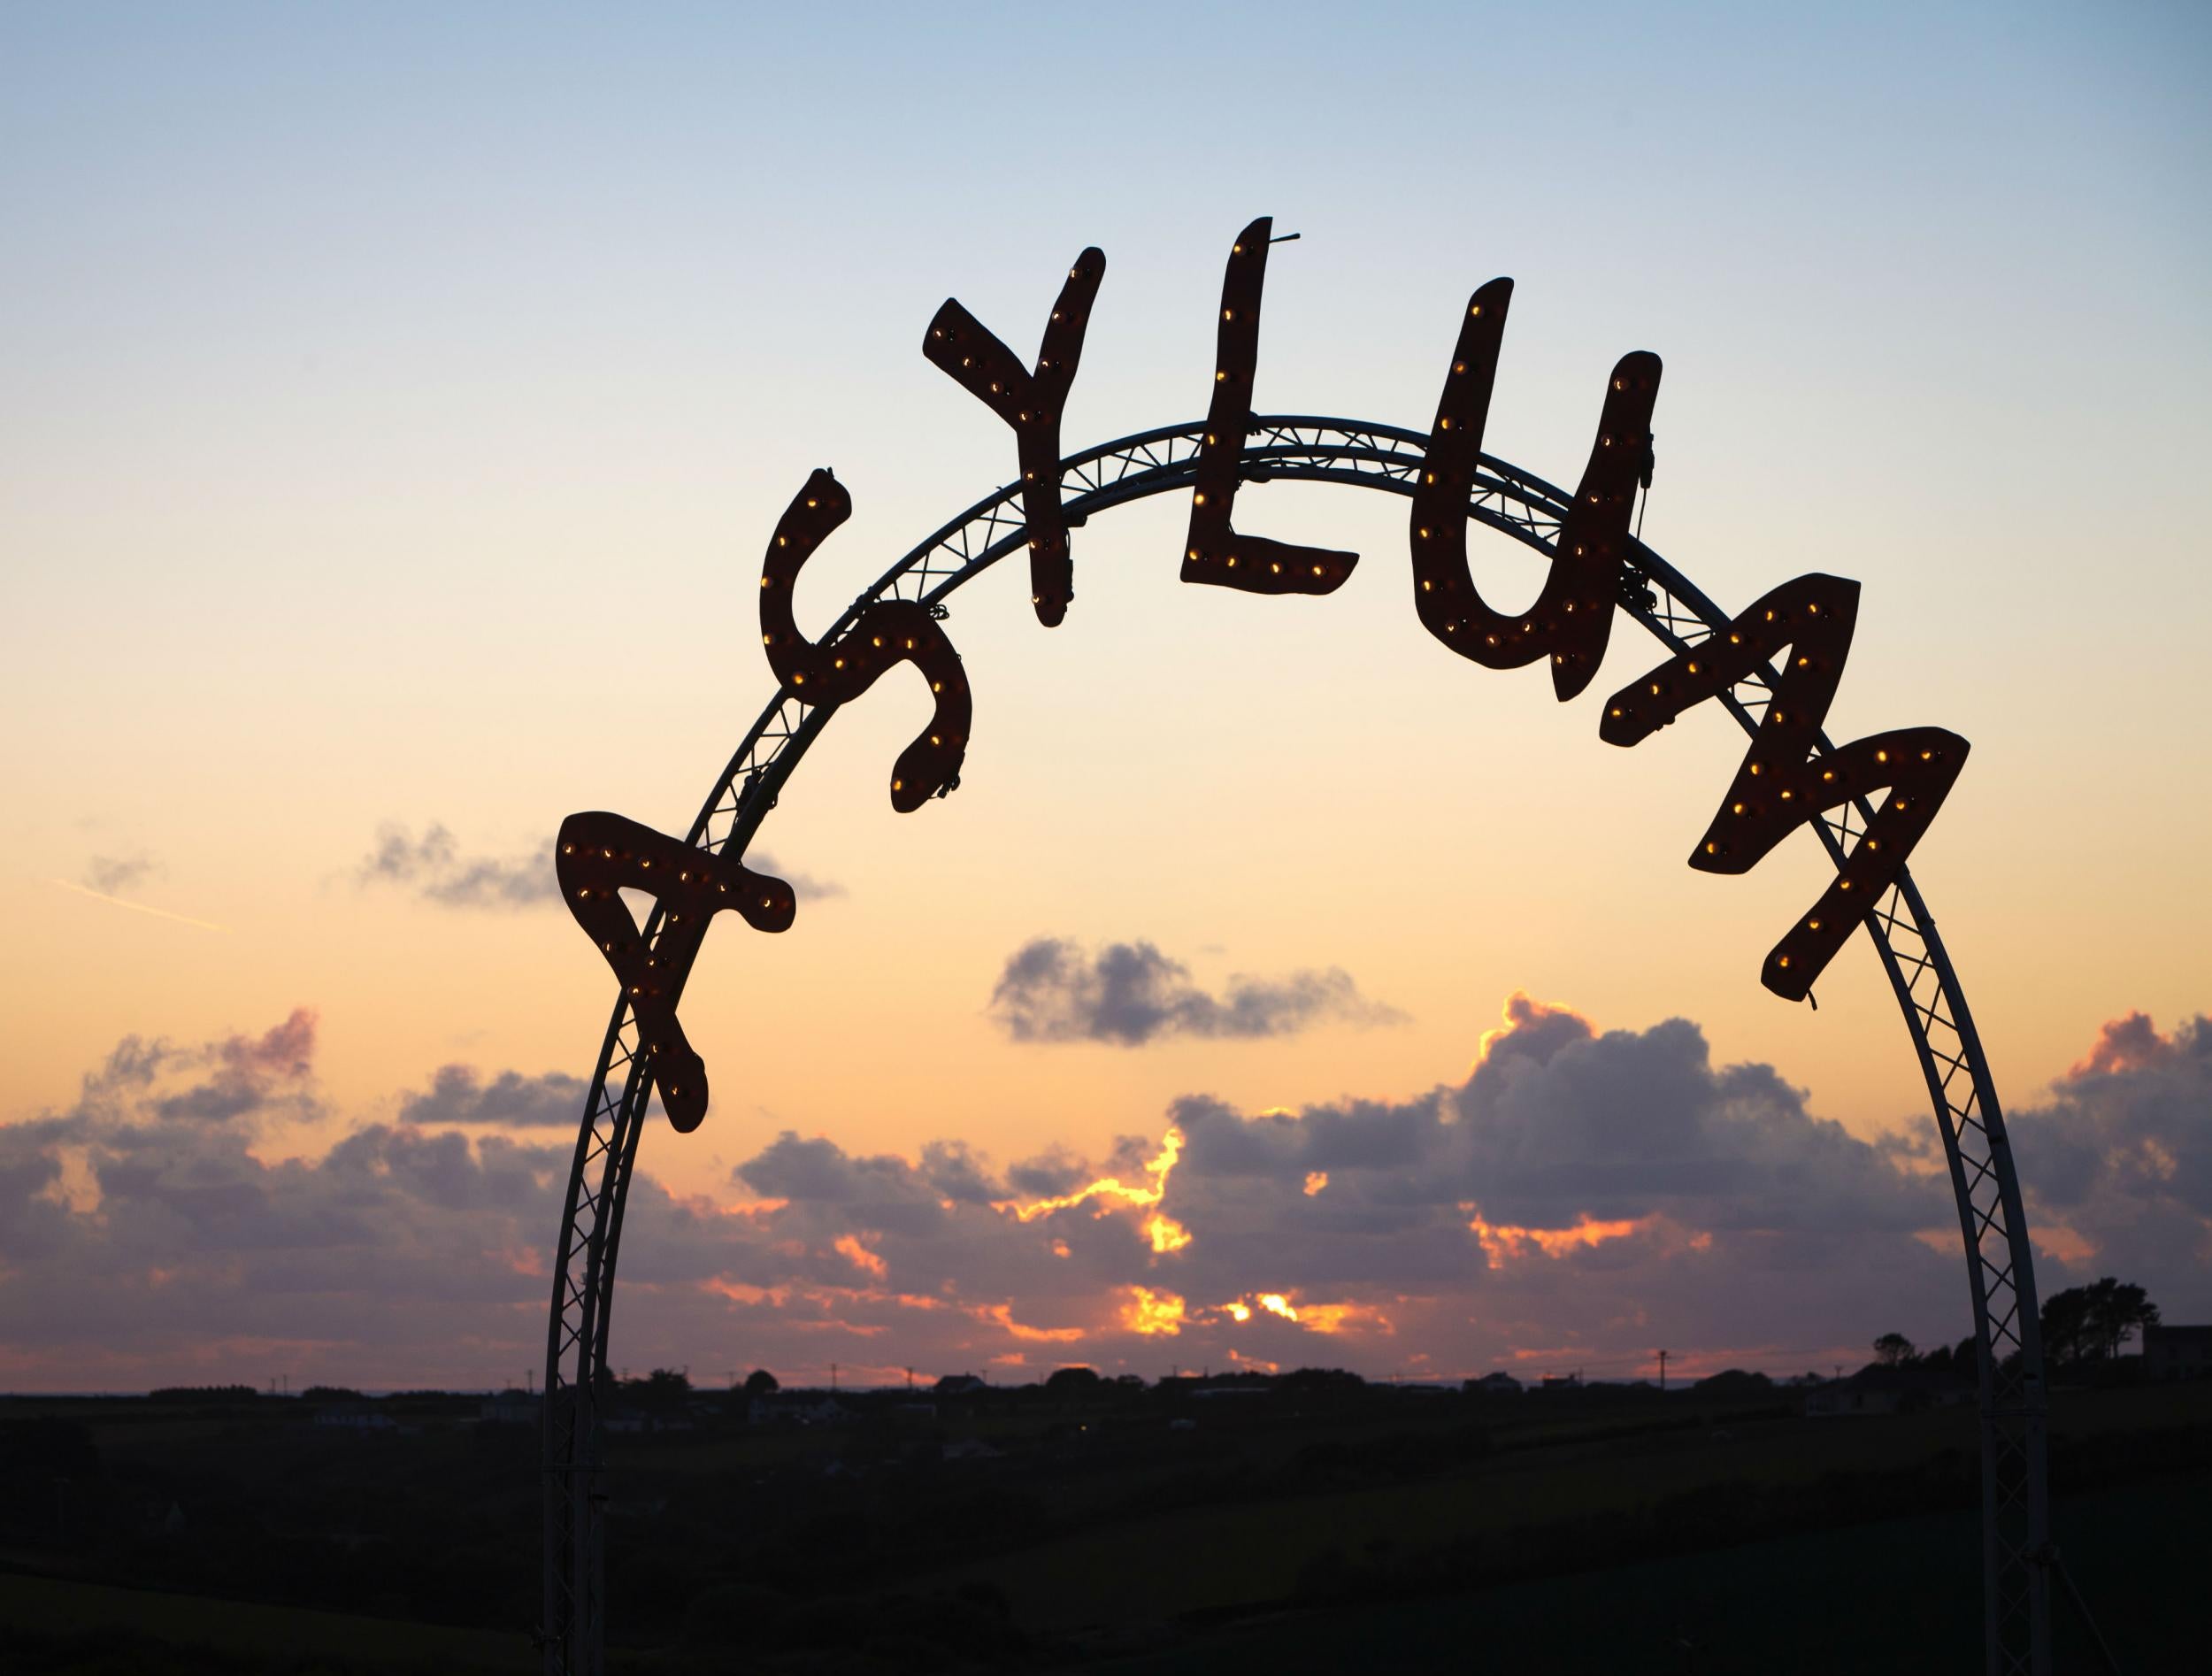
<box><xmin>997</xmin><ymin>1127</ymin><xmax>1194</xmax><ymax>1252</ymax></box>
<box><xmin>1122</xmin><ymin>1286</ymin><xmax>1187</xmax><ymax>1335</ymax></box>
<box><xmin>1212</xmin><ymin>1291</ymin><xmax>1392</xmax><ymax>1335</ymax></box>
<box><xmin>1463</xmin><ymin>1207</ymin><xmax>1657</xmax><ymax>1263</ymax></box>
<box><xmin>1142</xmin><ymin>1211</ymin><xmax>1193</xmax><ymax>1253</ymax></box>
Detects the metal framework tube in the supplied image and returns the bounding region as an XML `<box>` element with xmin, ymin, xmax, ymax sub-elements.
<box><xmin>541</xmin><ymin>418</ymin><xmax>2049</xmax><ymax>1675</ymax></box>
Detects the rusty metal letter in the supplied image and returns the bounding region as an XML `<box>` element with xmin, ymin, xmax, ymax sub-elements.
<box><xmin>758</xmin><ymin>469</ymin><xmax>973</xmax><ymax>811</ymax></box>
<box><xmin>1599</xmin><ymin>574</ymin><xmax>1968</xmax><ymax>998</ymax></box>
<box><xmin>556</xmin><ymin>811</ymin><xmax>795</xmax><ymax>1133</ymax></box>
<box><xmin>1180</xmin><ymin>217</ymin><xmax>1357</xmax><ymax>596</ymax></box>
<box><xmin>1409</xmin><ymin>276</ymin><xmax>1657</xmax><ymax>701</ymax></box>
<box><xmin>924</xmin><ymin>249</ymin><xmax>1106</xmax><ymax>627</ymax></box>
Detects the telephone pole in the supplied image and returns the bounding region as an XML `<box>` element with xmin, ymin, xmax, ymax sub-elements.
<box><xmin>1656</xmin><ymin>1349</ymin><xmax>1670</xmax><ymax>1391</ymax></box>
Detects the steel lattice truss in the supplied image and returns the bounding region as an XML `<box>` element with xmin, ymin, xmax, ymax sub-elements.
<box><xmin>541</xmin><ymin>419</ymin><xmax>2050</xmax><ymax>1676</ymax></box>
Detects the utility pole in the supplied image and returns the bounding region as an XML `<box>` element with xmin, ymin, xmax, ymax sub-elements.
<box><xmin>1656</xmin><ymin>1349</ymin><xmax>1670</xmax><ymax>1391</ymax></box>
<box><xmin>830</xmin><ymin>1361</ymin><xmax>838</xmax><ymax>1394</ymax></box>
<box><xmin>904</xmin><ymin>1366</ymin><xmax>915</xmax><ymax>1393</ymax></box>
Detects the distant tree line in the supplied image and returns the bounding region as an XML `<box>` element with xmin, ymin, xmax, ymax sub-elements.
<box><xmin>1873</xmin><ymin>1274</ymin><xmax>2161</xmax><ymax>1380</ymax></box>
<box><xmin>146</xmin><ymin>1384</ymin><xmax>259</xmax><ymax>1402</ymax></box>
<box><xmin>2040</xmin><ymin>1277</ymin><xmax>2158</xmax><ymax>1365</ymax></box>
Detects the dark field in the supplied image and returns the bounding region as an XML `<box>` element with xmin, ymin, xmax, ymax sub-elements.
<box><xmin>1</xmin><ymin>1372</ymin><xmax>2199</xmax><ymax>1672</ymax></box>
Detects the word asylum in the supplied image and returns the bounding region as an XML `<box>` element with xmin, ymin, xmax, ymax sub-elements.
<box><xmin>558</xmin><ymin>218</ymin><xmax>1965</xmax><ymax>1132</ymax></box>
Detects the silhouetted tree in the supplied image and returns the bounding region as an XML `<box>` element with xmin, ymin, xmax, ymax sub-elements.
<box><xmin>2042</xmin><ymin>1277</ymin><xmax>2160</xmax><ymax>1365</ymax></box>
<box><xmin>1691</xmin><ymin>1369</ymin><xmax>1773</xmax><ymax>1397</ymax></box>
<box><xmin>636</xmin><ymin>1367</ymin><xmax>691</xmax><ymax>1403</ymax></box>
<box><xmin>1873</xmin><ymin>1333</ymin><xmax>1916</xmax><ymax>1366</ymax></box>
<box><xmin>1043</xmin><ymin>1365</ymin><xmax>1102</xmax><ymax>1397</ymax></box>
<box><xmin>147</xmin><ymin>1385</ymin><xmax>257</xmax><ymax>1403</ymax></box>
<box><xmin>1279</xmin><ymin>1366</ymin><xmax>1367</xmax><ymax>1395</ymax></box>
<box><xmin>743</xmin><ymin>1368</ymin><xmax>780</xmax><ymax>1397</ymax></box>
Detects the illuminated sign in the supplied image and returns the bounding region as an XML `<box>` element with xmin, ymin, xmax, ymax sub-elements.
<box><xmin>561</xmin><ymin>220</ymin><xmax>1966</xmax><ymax>1122</ymax></box>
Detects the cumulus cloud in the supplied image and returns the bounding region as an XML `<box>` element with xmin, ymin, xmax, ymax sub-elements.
<box><xmin>0</xmin><ymin>1015</ymin><xmax>561</xmax><ymax>1388</ymax></box>
<box><xmin>398</xmin><ymin>1065</ymin><xmax>589</xmax><ymax>1129</ymax></box>
<box><xmin>990</xmin><ymin>937</ymin><xmax>1403</xmax><ymax>1046</ymax></box>
<box><xmin>63</xmin><ymin>1009</ymin><xmax>324</xmax><ymax>1127</ymax></box>
<box><xmin>357</xmin><ymin>824</ymin><xmax>555</xmax><ymax>908</ymax></box>
<box><xmin>2008</xmin><ymin>1011</ymin><xmax>2212</xmax><ymax>1289</ymax></box>
<box><xmin>4</xmin><ymin>999</ymin><xmax>2205</xmax><ymax>1392</ymax></box>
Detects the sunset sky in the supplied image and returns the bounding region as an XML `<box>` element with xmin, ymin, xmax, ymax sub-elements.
<box><xmin>4</xmin><ymin>2</ymin><xmax>2208</xmax><ymax>1392</ymax></box>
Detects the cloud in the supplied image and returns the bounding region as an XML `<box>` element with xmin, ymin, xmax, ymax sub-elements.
<box><xmin>2008</xmin><ymin>1011</ymin><xmax>2212</xmax><ymax>1288</ymax></box>
<box><xmin>398</xmin><ymin>1065</ymin><xmax>589</xmax><ymax>1129</ymax></box>
<box><xmin>989</xmin><ymin>937</ymin><xmax>1404</xmax><ymax>1046</ymax></box>
<box><xmin>50</xmin><ymin>1008</ymin><xmax>325</xmax><ymax>1127</ymax></box>
<box><xmin>356</xmin><ymin>826</ymin><xmax>843</xmax><ymax>910</ymax></box>
<box><xmin>749</xmin><ymin>852</ymin><xmax>846</xmax><ymax>903</ymax></box>
<box><xmin>356</xmin><ymin>824</ymin><xmax>555</xmax><ymax>909</ymax></box>
<box><xmin>0</xmin><ymin>1016</ymin><xmax>562</xmax><ymax>1388</ymax></box>
<box><xmin>4</xmin><ymin>999</ymin><xmax>2205</xmax><ymax>1392</ymax></box>
<box><xmin>85</xmin><ymin>852</ymin><xmax>158</xmax><ymax>895</ymax></box>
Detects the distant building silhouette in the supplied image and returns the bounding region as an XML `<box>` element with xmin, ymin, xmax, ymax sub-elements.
<box><xmin>1804</xmin><ymin>1363</ymin><xmax>1971</xmax><ymax>1418</ymax></box>
<box><xmin>2143</xmin><ymin>1323</ymin><xmax>2212</xmax><ymax>1380</ymax></box>
<box><xmin>749</xmin><ymin>1391</ymin><xmax>850</xmax><ymax>1427</ymax></box>
<box><xmin>480</xmin><ymin>1388</ymin><xmax>539</xmax><ymax>1426</ymax></box>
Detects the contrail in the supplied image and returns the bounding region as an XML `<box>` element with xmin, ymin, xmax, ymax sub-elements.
<box><xmin>52</xmin><ymin>879</ymin><xmax>229</xmax><ymax>934</ymax></box>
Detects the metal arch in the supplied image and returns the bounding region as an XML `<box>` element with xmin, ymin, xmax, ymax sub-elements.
<box><xmin>541</xmin><ymin>419</ymin><xmax>2049</xmax><ymax>1675</ymax></box>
